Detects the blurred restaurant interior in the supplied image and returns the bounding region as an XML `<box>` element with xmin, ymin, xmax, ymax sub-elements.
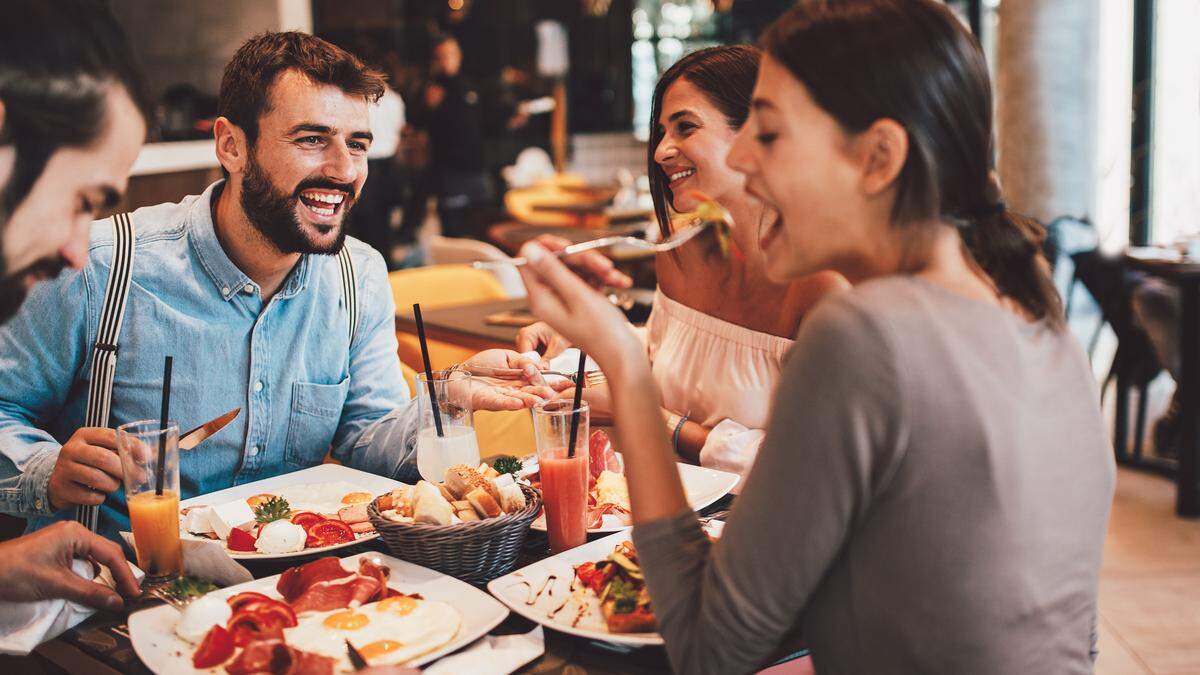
<box><xmin>2</xmin><ymin>1</ymin><xmax>1199</xmax><ymax>674</ymax></box>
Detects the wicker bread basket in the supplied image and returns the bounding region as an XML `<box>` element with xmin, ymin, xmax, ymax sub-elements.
<box><xmin>367</xmin><ymin>484</ymin><xmax>541</xmax><ymax>584</ymax></box>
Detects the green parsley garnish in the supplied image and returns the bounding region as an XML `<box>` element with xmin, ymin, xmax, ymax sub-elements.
<box><xmin>492</xmin><ymin>455</ymin><xmax>523</xmax><ymax>477</ymax></box>
<box><xmin>253</xmin><ymin>496</ymin><xmax>291</xmax><ymax>524</ymax></box>
<box><xmin>164</xmin><ymin>576</ymin><xmax>218</xmax><ymax>600</ymax></box>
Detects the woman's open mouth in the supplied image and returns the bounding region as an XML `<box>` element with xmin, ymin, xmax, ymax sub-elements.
<box><xmin>297</xmin><ymin>189</ymin><xmax>348</xmax><ymax>223</ymax></box>
<box><xmin>759</xmin><ymin>205</ymin><xmax>784</xmax><ymax>252</ymax></box>
<box><xmin>667</xmin><ymin>168</ymin><xmax>696</xmax><ymax>189</ymax></box>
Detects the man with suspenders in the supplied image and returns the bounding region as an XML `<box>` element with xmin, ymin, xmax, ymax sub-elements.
<box><xmin>0</xmin><ymin>32</ymin><xmax>558</xmax><ymax>545</ymax></box>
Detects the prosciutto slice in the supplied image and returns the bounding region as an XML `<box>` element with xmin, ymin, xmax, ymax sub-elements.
<box><xmin>223</xmin><ymin>639</ymin><xmax>334</xmax><ymax>675</ymax></box>
<box><xmin>276</xmin><ymin>558</ymin><xmax>353</xmax><ymax>603</ymax></box>
<box><xmin>589</xmin><ymin>429</ymin><xmax>621</xmax><ymax>479</ymax></box>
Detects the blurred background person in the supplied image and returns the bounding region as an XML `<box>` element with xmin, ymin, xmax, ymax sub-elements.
<box><xmin>406</xmin><ymin>33</ymin><xmax>491</xmax><ymax>240</ymax></box>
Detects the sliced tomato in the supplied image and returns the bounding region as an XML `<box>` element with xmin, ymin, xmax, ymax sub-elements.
<box><xmin>289</xmin><ymin>511</ymin><xmax>323</xmax><ymax>529</ymax></box>
<box><xmin>304</xmin><ymin>519</ymin><xmax>354</xmax><ymax>548</ymax></box>
<box><xmin>226</xmin><ymin>591</ymin><xmax>273</xmax><ymax>613</ymax></box>
<box><xmin>227</xmin><ymin>527</ymin><xmax>257</xmax><ymax>552</ymax></box>
<box><xmin>192</xmin><ymin>625</ymin><xmax>235</xmax><ymax>668</ymax></box>
<box><xmin>227</xmin><ymin>610</ymin><xmax>285</xmax><ymax>647</ymax></box>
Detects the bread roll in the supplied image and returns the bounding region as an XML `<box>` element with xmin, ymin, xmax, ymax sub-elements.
<box><xmin>437</xmin><ymin>483</ymin><xmax>457</xmax><ymax>503</ymax></box>
<box><xmin>466</xmin><ymin>487</ymin><xmax>502</xmax><ymax>519</ymax></box>
<box><xmin>444</xmin><ymin>464</ymin><xmax>502</xmax><ymax>505</ymax></box>
<box><xmin>413</xmin><ymin>480</ymin><xmax>454</xmax><ymax>526</ymax></box>
<box><xmin>497</xmin><ymin>482</ymin><xmax>526</xmax><ymax>513</ymax></box>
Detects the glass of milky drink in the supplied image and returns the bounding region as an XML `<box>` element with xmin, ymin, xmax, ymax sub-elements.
<box><xmin>117</xmin><ymin>419</ymin><xmax>182</xmax><ymax>585</ymax></box>
<box><xmin>416</xmin><ymin>369</ymin><xmax>481</xmax><ymax>483</ymax></box>
<box><xmin>533</xmin><ymin>400</ymin><xmax>590</xmax><ymax>553</ymax></box>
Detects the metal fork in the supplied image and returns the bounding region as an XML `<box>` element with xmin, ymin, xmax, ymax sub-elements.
<box><xmin>145</xmin><ymin>583</ymin><xmax>194</xmax><ymax>612</ymax></box>
<box><xmin>473</xmin><ymin>207</ymin><xmax>731</xmax><ymax>271</ymax></box>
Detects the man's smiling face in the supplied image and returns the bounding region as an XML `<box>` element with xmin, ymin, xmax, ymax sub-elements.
<box><xmin>236</xmin><ymin>69</ymin><xmax>372</xmax><ymax>255</ymax></box>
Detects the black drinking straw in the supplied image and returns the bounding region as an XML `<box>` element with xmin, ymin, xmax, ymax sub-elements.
<box><xmin>567</xmin><ymin>350</ymin><xmax>587</xmax><ymax>458</ymax></box>
<box><xmin>156</xmin><ymin>355</ymin><xmax>173</xmax><ymax>496</ymax></box>
<box><xmin>412</xmin><ymin>303</ymin><xmax>444</xmax><ymax>436</ymax></box>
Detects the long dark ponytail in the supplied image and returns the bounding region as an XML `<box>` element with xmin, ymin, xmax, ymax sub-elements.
<box><xmin>761</xmin><ymin>0</ymin><xmax>1062</xmax><ymax>325</ymax></box>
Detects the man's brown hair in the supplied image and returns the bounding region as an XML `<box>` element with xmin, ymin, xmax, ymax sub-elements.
<box><xmin>218</xmin><ymin>31</ymin><xmax>386</xmax><ymax>146</ymax></box>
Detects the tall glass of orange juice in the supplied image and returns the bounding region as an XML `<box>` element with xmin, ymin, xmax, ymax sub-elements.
<box><xmin>117</xmin><ymin>419</ymin><xmax>182</xmax><ymax>585</ymax></box>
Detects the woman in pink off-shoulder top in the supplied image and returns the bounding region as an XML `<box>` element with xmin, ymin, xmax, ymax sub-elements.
<box><xmin>519</xmin><ymin>46</ymin><xmax>846</xmax><ymax>490</ymax></box>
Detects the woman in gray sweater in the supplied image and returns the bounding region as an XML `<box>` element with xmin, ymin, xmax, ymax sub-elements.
<box><xmin>516</xmin><ymin>1</ymin><xmax>1114</xmax><ymax>673</ymax></box>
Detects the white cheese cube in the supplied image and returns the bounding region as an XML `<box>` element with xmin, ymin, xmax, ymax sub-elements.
<box><xmin>182</xmin><ymin>505</ymin><xmax>215</xmax><ymax>534</ymax></box>
<box><xmin>208</xmin><ymin>500</ymin><xmax>256</xmax><ymax>540</ymax></box>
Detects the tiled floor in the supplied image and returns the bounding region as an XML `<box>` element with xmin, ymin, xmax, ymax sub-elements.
<box><xmin>1095</xmin><ymin>468</ymin><xmax>1200</xmax><ymax>674</ymax></box>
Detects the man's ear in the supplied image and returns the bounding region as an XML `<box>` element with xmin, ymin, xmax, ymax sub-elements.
<box><xmin>855</xmin><ymin>117</ymin><xmax>909</xmax><ymax>198</ymax></box>
<box><xmin>213</xmin><ymin>117</ymin><xmax>248</xmax><ymax>176</ymax></box>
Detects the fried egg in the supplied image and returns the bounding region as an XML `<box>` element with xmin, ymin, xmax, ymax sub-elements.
<box><xmin>274</xmin><ymin>481</ymin><xmax>369</xmax><ymax>516</ymax></box>
<box><xmin>283</xmin><ymin>595</ymin><xmax>461</xmax><ymax>670</ymax></box>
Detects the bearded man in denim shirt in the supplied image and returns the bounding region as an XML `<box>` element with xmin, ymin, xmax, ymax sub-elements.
<box><xmin>0</xmin><ymin>32</ymin><xmax>612</xmax><ymax>543</ymax></box>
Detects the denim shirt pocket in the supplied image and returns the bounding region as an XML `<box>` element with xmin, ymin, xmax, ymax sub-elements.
<box><xmin>284</xmin><ymin>378</ymin><xmax>350</xmax><ymax>467</ymax></box>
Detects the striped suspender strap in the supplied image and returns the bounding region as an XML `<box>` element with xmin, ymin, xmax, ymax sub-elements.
<box><xmin>337</xmin><ymin>246</ymin><xmax>358</xmax><ymax>342</ymax></box>
<box><xmin>76</xmin><ymin>213</ymin><xmax>136</xmax><ymax>531</ymax></box>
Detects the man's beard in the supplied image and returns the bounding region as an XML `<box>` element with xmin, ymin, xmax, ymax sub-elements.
<box><xmin>0</xmin><ymin>255</ymin><xmax>68</xmax><ymax>324</ymax></box>
<box><xmin>0</xmin><ymin>181</ymin><xmax>69</xmax><ymax>324</ymax></box>
<box><xmin>239</xmin><ymin>151</ymin><xmax>356</xmax><ymax>256</ymax></box>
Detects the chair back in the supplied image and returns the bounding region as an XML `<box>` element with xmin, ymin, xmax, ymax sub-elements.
<box><xmin>388</xmin><ymin>265</ymin><xmax>535</xmax><ymax>458</ymax></box>
<box><xmin>428</xmin><ymin>236</ymin><xmax>526</xmax><ymax>298</ymax></box>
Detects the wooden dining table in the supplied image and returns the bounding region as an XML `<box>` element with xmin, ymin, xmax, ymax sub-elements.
<box><xmin>395</xmin><ymin>297</ymin><xmax>532</xmax><ymax>353</ymax></box>
<box><xmin>1125</xmin><ymin>249</ymin><xmax>1200</xmax><ymax>517</ymax></box>
<box><xmin>25</xmin><ymin>498</ymin><xmax>737</xmax><ymax>675</ymax></box>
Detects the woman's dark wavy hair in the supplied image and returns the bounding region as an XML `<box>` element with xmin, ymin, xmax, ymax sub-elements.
<box><xmin>762</xmin><ymin>0</ymin><xmax>1062</xmax><ymax>325</ymax></box>
<box><xmin>647</xmin><ymin>45</ymin><xmax>760</xmax><ymax>239</ymax></box>
<box><xmin>0</xmin><ymin>0</ymin><xmax>151</xmax><ymax>218</ymax></box>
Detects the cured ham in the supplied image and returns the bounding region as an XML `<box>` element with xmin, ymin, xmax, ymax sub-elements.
<box><xmin>281</xmin><ymin>557</ymin><xmax>389</xmax><ymax>614</ymax></box>
<box><xmin>223</xmin><ymin>639</ymin><xmax>334</xmax><ymax>675</ymax></box>
<box><xmin>276</xmin><ymin>558</ymin><xmax>353</xmax><ymax>603</ymax></box>
<box><xmin>589</xmin><ymin>429</ymin><xmax>621</xmax><ymax>479</ymax></box>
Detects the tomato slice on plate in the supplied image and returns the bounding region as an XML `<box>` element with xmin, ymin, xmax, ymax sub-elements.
<box><xmin>227</xmin><ymin>591</ymin><xmax>273</xmax><ymax>613</ymax></box>
<box><xmin>227</xmin><ymin>527</ymin><xmax>257</xmax><ymax>552</ymax></box>
<box><xmin>289</xmin><ymin>511</ymin><xmax>323</xmax><ymax>529</ymax></box>
<box><xmin>192</xmin><ymin>625</ymin><xmax>234</xmax><ymax>668</ymax></box>
<box><xmin>304</xmin><ymin>519</ymin><xmax>354</xmax><ymax>548</ymax></box>
<box><xmin>227</xmin><ymin>610</ymin><xmax>287</xmax><ymax>647</ymax></box>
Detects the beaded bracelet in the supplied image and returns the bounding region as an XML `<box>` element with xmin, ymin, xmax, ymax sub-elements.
<box><xmin>671</xmin><ymin>413</ymin><xmax>690</xmax><ymax>454</ymax></box>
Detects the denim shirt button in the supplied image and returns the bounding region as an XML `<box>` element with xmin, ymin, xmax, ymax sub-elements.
<box><xmin>34</xmin><ymin>498</ymin><xmax>43</xmax><ymax>510</ymax></box>
<box><xmin>221</xmin><ymin>286</ymin><xmax>230</xmax><ymax>295</ymax></box>
<box><xmin>253</xmin><ymin>381</ymin><xmax>264</xmax><ymax>393</ymax></box>
<box><xmin>243</xmin><ymin>284</ymin><xmax>255</xmax><ymax>294</ymax></box>
<box><xmin>248</xmin><ymin>445</ymin><xmax>259</xmax><ymax>457</ymax></box>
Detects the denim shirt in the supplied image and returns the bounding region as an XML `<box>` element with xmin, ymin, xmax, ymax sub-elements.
<box><xmin>0</xmin><ymin>181</ymin><xmax>420</xmax><ymax>541</ymax></box>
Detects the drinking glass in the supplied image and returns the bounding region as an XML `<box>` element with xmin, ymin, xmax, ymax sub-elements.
<box><xmin>532</xmin><ymin>400</ymin><xmax>590</xmax><ymax>553</ymax></box>
<box><xmin>116</xmin><ymin>419</ymin><xmax>182</xmax><ymax>585</ymax></box>
<box><xmin>415</xmin><ymin>369</ymin><xmax>481</xmax><ymax>482</ymax></box>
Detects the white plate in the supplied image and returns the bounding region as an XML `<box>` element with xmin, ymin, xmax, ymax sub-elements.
<box><xmin>487</xmin><ymin>522</ymin><xmax>723</xmax><ymax>646</ymax></box>
<box><xmin>129</xmin><ymin>551</ymin><xmax>509</xmax><ymax>673</ymax></box>
<box><xmin>178</xmin><ymin>464</ymin><xmax>408</xmax><ymax>560</ymax></box>
<box><xmin>529</xmin><ymin>462</ymin><xmax>738</xmax><ymax>533</ymax></box>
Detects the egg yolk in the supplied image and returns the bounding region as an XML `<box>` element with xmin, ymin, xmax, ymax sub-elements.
<box><xmin>323</xmin><ymin>610</ymin><xmax>369</xmax><ymax>630</ymax></box>
<box><xmin>358</xmin><ymin>640</ymin><xmax>404</xmax><ymax>660</ymax></box>
<box><xmin>341</xmin><ymin>492</ymin><xmax>373</xmax><ymax>505</ymax></box>
<box><xmin>377</xmin><ymin>596</ymin><xmax>418</xmax><ymax>615</ymax></box>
